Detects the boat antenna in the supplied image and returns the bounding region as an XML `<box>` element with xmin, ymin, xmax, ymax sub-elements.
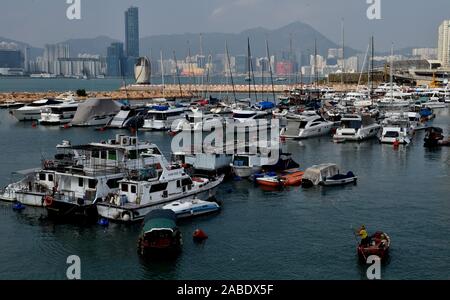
<box><xmin>266</xmin><ymin>39</ymin><xmax>276</xmax><ymax>103</ymax></box>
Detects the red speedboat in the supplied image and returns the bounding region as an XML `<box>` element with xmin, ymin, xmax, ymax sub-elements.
<box><xmin>357</xmin><ymin>231</ymin><xmax>391</xmax><ymax>262</ymax></box>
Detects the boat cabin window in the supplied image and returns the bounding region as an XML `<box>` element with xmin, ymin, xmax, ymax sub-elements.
<box><xmin>100</xmin><ymin>151</ymin><xmax>107</xmax><ymax>160</ymax></box>
<box><xmin>92</xmin><ymin>150</ymin><xmax>99</xmax><ymax>158</ymax></box>
<box><xmin>181</xmin><ymin>178</ymin><xmax>193</xmax><ymax>186</ymax></box>
<box><xmin>48</xmin><ymin>174</ymin><xmax>54</xmax><ymax>182</ymax></box>
<box><xmin>176</xmin><ymin>180</ymin><xmax>181</xmax><ymax>188</ymax></box>
<box><xmin>310</xmin><ymin>122</ymin><xmax>321</xmax><ymax>127</ymax></box>
<box><xmin>121</xmin><ymin>183</ymin><xmax>128</xmax><ymax>192</ymax></box>
<box><xmin>150</xmin><ymin>182</ymin><xmax>168</xmax><ymax>193</ymax></box>
<box><xmin>130</xmin><ymin>185</ymin><xmax>137</xmax><ymax>194</ymax></box>
<box><xmin>108</xmin><ymin>150</ymin><xmax>117</xmax><ymax>161</ymax></box>
<box><xmin>341</xmin><ymin>120</ymin><xmax>362</xmax><ymax>129</ymax></box>
<box><xmin>39</xmin><ymin>173</ymin><xmax>46</xmax><ymax>181</ymax></box>
<box><xmin>106</xmin><ymin>178</ymin><xmax>120</xmax><ymax>189</ymax></box>
<box><xmin>78</xmin><ymin>178</ymin><xmax>84</xmax><ymax>187</ymax></box>
<box><xmin>88</xmin><ymin>179</ymin><xmax>97</xmax><ymax>189</ymax></box>
<box><xmin>233</xmin><ymin>156</ymin><xmax>249</xmax><ymax>166</ymax></box>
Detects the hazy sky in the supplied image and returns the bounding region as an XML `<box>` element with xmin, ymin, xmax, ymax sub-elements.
<box><xmin>0</xmin><ymin>0</ymin><xmax>449</xmax><ymax>51</ymax></box>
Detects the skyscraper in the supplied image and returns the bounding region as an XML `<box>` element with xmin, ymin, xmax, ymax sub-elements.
<box><xmin>106</xmin><ymin>42</ymin><xmax>124</xmax><ymax>77</ymax></box>
<box><xmin>43</xmin><ymin>43</ymin><xmax>70</xmax><ymax>74</ymax></box>
<box><xmin>125</xmin><ymin>6</ymin><xmax>139</xmax><ymax>58</ymax></box>
<box><xmin>438</xmin><ymin>20</ymin><xmax>450</xmax><ymax>67</ymax></box>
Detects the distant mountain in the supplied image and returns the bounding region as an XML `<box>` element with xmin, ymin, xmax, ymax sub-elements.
<box><xmin>0</xmin><ymin>36</ymin><xmax>43</xmax><ymax>59</ymax></box>
<box><xmin>140</xmin><ymin>21</ymin><xmax>358</xmax><ymax>59</ymax></box>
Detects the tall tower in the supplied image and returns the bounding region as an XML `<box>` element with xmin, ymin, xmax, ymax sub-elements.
<box><xmin>125</xmin><ymin>6</ymin><xmax>140</xmax><ymax>58</ymax></box>
<box><xmin>438</xmin><ymin>20</ymin><xmax>450</xmax><ymax>67</ymax></box>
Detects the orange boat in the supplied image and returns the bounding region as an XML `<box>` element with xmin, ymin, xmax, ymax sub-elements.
<box><xmin>280</xmin><ymin>169</ymin><xmax>304</xmax><ymax>186</ymax></box>
<box><xmin>256</xmin><ymin>176</ymin><xmax>282</xmax><ymax>188</ymax></box>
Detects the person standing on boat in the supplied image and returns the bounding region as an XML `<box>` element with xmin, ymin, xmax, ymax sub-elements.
<box><xmin>358</xmin><ymin>225</ymin><xmax>370</xmax><ymax>246</ymax></box>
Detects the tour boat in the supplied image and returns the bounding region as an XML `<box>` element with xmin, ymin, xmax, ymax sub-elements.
<box><xmin>357</xmin><ymin>231</ymin><xmax>391</xmax><ymax>262</ymax></box>
<box><xmin>95</xmin><ymin>150</ymin><xmax>224</xmax><ymax>222</ymax></box>
<box><xmin>137</xmin><ymin>209</ymin><xmax>182</xmax><ymax>256</ymax></box>
<box><xmin>333</xmin><ymin>114</ymin><xmax>381</xmax><ymax>142</ymax></box>
<box><xmin>162</xmin><ymin>198</ymin><xmax>220</xmax><ymax>219</ymax></box>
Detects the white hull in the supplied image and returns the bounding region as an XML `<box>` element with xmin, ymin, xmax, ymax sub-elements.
<box><xmin>0</xmin><ymin>190</ymin><xmax>46</xmax><ymax>207</ymax></box>
<box><xmin>232</xmin><ymin>166</ymin><xmax>262</xmax><ymax>178</ymax></box>
<box><xmin>12</xmin><ymin>109</ymin><xmax>42</xmax><ymax>121</ymax></box>
<box><xmin>322</xmin><ymin>177</ymin><xmax>357</xmax><ymax>186</ymax></box>
<box><xmin>73</xmin><ymin>116</ymin><xmax>114</xmax><ymax>127</ymax></box>
<box><xmin>96</xmin><ymin>181</ymin><xmax>221</xmax><ymax>222</ymax></box>
<box><xmin>334</xmin><ymin>125</ymin><xmax>381</xmax><ymax>141</ymax></box>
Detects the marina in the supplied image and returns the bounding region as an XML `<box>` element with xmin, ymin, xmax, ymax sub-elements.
<box><xmin>0</xmin><ymin>80</ymin><xmax>449</xmax><ymax>278</ymax></box>
<box><xmin>1</xmin><ymin>0</ymin><xmax>450</xmax><ymax>285</ymax></box>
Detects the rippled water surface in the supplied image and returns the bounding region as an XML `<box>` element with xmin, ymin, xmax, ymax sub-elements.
<box><xmin>0</xmin><ymin>106</ymin><xmax>449</xmax><ymax>280</ymax></box>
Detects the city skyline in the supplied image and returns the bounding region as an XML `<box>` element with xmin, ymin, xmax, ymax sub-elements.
<box><xmin>1</xmin><ymin>0</ymin><xmax>450</xmax><ymax>51</ymax></box>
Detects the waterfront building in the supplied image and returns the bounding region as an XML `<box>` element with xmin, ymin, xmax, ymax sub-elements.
<box><xmin>438</xmin><ymin>20</ymin><xmax>450</xmax><ymax>67</ymax></box>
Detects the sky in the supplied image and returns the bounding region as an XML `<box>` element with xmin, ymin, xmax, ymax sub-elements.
<box><xmin>0</xmin><ymin>0</ymin><xmax>449</xmax><ymax>51</ymax></box>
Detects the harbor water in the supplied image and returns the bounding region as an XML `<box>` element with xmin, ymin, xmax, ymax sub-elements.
<box><xmin>0</xmin><ymin>81</ymin><xmax>450</xmax><ymax>280</ymax></box>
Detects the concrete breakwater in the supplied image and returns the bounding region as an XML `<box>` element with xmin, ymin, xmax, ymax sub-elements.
<box><xmin>0</xmin><ymin>83</ymin><xmax>359</xmax><ymax>103</ymax></box>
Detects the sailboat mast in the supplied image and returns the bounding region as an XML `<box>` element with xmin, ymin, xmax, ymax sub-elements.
<box><xmin>341</xmin><ymin>19</ymin><xmax>345</xmax><ymax>85</ymax></box>
<box><xmin>225</xmin><ymin>41</ymin><xmax>237</xmax><ymax>103</ymax></box>
<box><xmin>160</xmin><ymin>49</ymin><xmax>165</xmax><ymax>97</ymax></box>
<box><xmin>266</xmin><ymin>39</ymin><xmax>276</xmax><ymax>103</ymax></box>
<box><xmin>200</xmin><ymin>33</ymin><xmax>204</xmax><ymax>98</ymax></box>
<box><xmin>390</xmin><ymin>43</ymin><xmax>394</xmax><ymax>99</ymax></box>
<box><xmin>247</xmin><ymin>37</ymin><xmax>251</xmax><ymax>99</ymax></box>
<box><xmin>289</xmin><ymin>33</ymin><xmax>293</xmax><ymax>86</ymax></box>
<box><xmin>173</xmin><ymin>50</ymin><xmax>183</xmax><ymax>99</ymax></box>
<box><xmin>314</xmin><ymin>38</ymin><xmax>318</xmax><ymax>89</ymax></box>
<box><xmin>371</xmin><ymin>36</ymin><xmax>374</xmax><ymax>94</ymax></box>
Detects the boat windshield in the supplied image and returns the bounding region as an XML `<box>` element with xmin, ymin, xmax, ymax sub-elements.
<box><xmin>233</xmin><ymin>156</ymin><xmax>249</xmax><ymax>166</ymax></box>
<box><xmin>299</xmin><ymin>121</ymin><xmax>308</xmax><ymax>129</ymax></box>
<box><xmin>234</xmin><ymin>113</ymin><xmax>256</xmax><ymax>119</ymax></box>
<box><xmin>384</xmin><ymin>131</ymin><xmax>399</xmax><ymax>138</ymax></box>
<box><xmin>341</xmin><ymin>120</ymin><xmax>362</xmax><ymax>129</ymax></box>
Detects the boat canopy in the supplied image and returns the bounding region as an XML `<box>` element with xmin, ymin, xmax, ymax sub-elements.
<box><xmin>256</xmin><ymin>101</ymin><xmax>275</xmax><ymax>110</ymax></box>
<box><xmin>71</xmin><ymin>98</ymin><xmax>121</xmax><ymax>125</ymax></box>
<box><xmin>142</xmin><ymin>209</ymin><xmax>177</xmax><ymax>234</ymax></box>
<box><xmin>302</xmin><ymin>163</ymin><xmax>339</xmax><ymax>186</ymax></box>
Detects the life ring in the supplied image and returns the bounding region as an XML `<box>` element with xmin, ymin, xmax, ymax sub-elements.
<box><xmin>44</xmin><ymin>195</ymin><xmax>53</xmax><ymax>206</ymax></box>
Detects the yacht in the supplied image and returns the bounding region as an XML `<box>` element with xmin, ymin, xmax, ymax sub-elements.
<box><xmin>172</xmin><ymin>113</ymin><xmax>228</xmax><ymax>132</ymax></box>
<box><xmin>280</xmin><ymin>112</ymin><xmax>334</xmax><ymax>139</ymax></box>
<box><xmin>379</xmin><ymin>117</ymin><xmax>414</xmax><ymax>144</ymax></box>
<box><xmin>95</xmin><ymin>154</ymin><xmax>224</xmax><ymax>223</ymax></box>
<box><xmin>39</xmin><ymin>101</ymin><xmax>79</xmax><ymax>125</ymax></box>
<box><xmin>43</xmin><ymin>135</ymin><xmax>174</xmax><ymax>220</ymax></box>
<box><xmin>107</xmin><ymin>106</ymin><xmax>148</xmax><ymax>129</ymax></box>
<box><xmin>374</xmin><ymin>82</ymin><xmax>402</xmax><ymax>94</ymax></box>
<box><xmin>142</xmin><ymin>105</ymin><xmax>186</xmax><ymax>130</ymax></box>
<box><xmin>333</xmin><ymin>114</ymin><xmax>381</xmax><ymax>141</ymax></box>
<box><xmin>0</xmin><ymin>100</ymin><xmax>25</xmax><ymax>109</ymax></box>
<box><xmin>12</xmin><ymin>98</ymin><xmax>64</xmax><ymax>121</ymax></box>
<box><xmin>421</xmin><ymin>98</ymin><xmax>448</xmax><ymax>109</ymax></box>
<box><xmin>231</xmin><ymin>109</ymin><xmax>272</xmax><ymax>132</ymax></box>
